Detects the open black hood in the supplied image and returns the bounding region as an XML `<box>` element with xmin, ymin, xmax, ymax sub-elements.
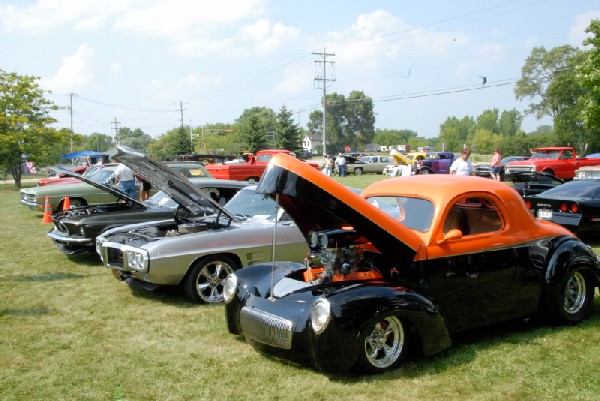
<box><xmin>256</xmin><ymin>153</ymin><xmax>421</xmax><ymax>265</ymax></box>
<box><xmin>112</xmin><ymin>146</ymin><xmax>235</xmax><ymax>218</ymax></box>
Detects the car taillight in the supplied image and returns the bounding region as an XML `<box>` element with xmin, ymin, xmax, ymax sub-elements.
<box><xmin>560</xmin><ymin>203</ymin><xmax>568</xmax><ymax>212</ymax></box>
<box><xmin>570</xmin><ymin>203</ymin><xmax>579</xmax><ymax>213</ymax></box>
<box><xmin>559</xmin><ymin>202</ymin><xmax>579</xmax><ymax>213</ymax></box>
<box><xmin>525</xmin><ymin>200</ymin><xmax>532</xmax><ymax>209</ymax></box>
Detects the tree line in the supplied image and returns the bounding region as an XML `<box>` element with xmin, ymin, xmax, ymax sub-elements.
<box><xmin>2</xmin><ymin>20</ymin><xmax>599</xmax><ymax>187</ymax></box>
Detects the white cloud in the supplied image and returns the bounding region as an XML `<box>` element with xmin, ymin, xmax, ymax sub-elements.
<box><xmin>273</xmin><ymin>64</ymin><xmax>313</xmax><ymax>96</ymax></box>
<box><xmin>569</xmin><ymin>11</ymin><xmax>600</xmax><ymax>46</ymax></box>
<box><xmin>42</xmin><ymin>44</ymin><xmax>96</xmax><ymax>91</ymax></box>
<box><xmin>238</xmin><ymin>19</ymin><xmax>300</xmax><ymax>53</ymax></box>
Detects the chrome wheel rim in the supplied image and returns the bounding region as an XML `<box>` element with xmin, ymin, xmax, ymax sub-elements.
<box><xmin>197</xmin><ymin>261</ymin><xmax>234</xmax><ymax>303</ymax></box>
<box><xmin>364</xmin><ymin>316</ymin><xmax>404</xmax><ymax>369</ymax></box>
<box><xmin>563</xmin><ymin>272</ymin><xmax>586</xmax><ymax>314</ymax></box>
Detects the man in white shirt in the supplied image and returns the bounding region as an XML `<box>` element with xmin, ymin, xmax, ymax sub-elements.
<box><xmin>450</xmin><ymin>149</ymin><xmax>474</xmax><ymax>176</ymax></box>
<box><xmin>114</xmin><ymin>163</ymin><xmax>138</xmax><ymax>198</ymax></box>
<box><xmin>335</xmin><ymin>153</ymin><xmax>347</xmax><ymax>177</ymax></box>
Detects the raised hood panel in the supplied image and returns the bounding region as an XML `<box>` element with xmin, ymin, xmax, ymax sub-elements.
<box><xmin>256</xmin><ymin>153</ymin><xmax>421</xmax><ymax>265</ymax></box>
<box><xmin>112</xmin><ymin>147</ymin><xmax>234</xmax><ymax>218</ymax></box>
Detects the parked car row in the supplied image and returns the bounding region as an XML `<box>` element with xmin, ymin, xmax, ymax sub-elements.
<box><xmin>22</xmin><ymin>148</ymin><xmax>600</xmax><ymax>374</ymax></box>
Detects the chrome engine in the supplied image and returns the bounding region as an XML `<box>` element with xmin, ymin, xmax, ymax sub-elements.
<box><xmin>305</xmin><ymin>229</ymin><xmax>379</xmax><ymax>284</ymax></box>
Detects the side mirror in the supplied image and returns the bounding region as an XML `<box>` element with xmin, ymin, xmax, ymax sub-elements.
<box><xmin>437</xmin><ymin>229</ymin><xmax>463</xmax><ymax>245</ymax></box>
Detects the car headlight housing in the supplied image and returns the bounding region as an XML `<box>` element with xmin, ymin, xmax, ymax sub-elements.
<box><xmin>311</xmin><ymin>298</ymin><xmax>331</xmax><ymax>334</ymax></box>
<box><xmin>125</xmin><ymin>250</ymin><xmax>147</xmax><ymax>271</ymax></box>
<box><xmin>223</xmin><ymin>273</ymin><xmax>238</xmax><ymax>303</ymax></box>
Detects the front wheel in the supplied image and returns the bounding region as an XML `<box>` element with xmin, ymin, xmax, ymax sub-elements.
<box><xmin>354</xmin><ymin>167</ymin><xmax>363</xmax><ymax>175</ymax></box>
<box><xmin>547</xmin><ymin>269</ymin><xmax>594</xmax><ymax>323</ymax></box>
<box><xmin>354</xmin><ymin>314</ymin><xmax>409</xmax><ymax>373</ymax></box>
<box><xmin>183</xmin><ymin>255</ymin><xmax>238</xmax><ymax>304</ymax></box>
<box><xmin>418</xmin><ymin>169</ymin><xmax>431</xmax><ymax>175</ymax></box>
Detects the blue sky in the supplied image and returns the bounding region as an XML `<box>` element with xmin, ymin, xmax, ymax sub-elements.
<box><xmin>1</xmin><ymin>0</ymin><xmax>599</xmax><ymax>139</ymax></box>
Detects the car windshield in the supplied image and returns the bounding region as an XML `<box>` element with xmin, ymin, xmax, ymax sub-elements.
<box><xmin>531</xmin><ymin>150</ymin><xmax>561</xmax><ymax>159</ymax></box>
<box><xmin>365</xmin><ymin>195</ymin><xmax>434</xmax><ymax>232</ymax></box>
<box><xmin>224</xmin><ymin>188</ymin><xmax>277</xmax><ymax>220</ymax></box>
<box><xmin>89</xmin><ymin>168</ymin><xmax>115</xmax><ymax>184</ymax></box>
<box><xmin>146</xmin><ymin>191</ymin><xmax>178</xmax><ymax>208</ymax></box>
<box><xmin>539</xmin><ymin>180</ymin><xmax>600</xmax><ymax>198</ymax></box>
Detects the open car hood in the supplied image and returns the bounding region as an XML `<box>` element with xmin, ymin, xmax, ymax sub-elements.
<box><xmin>112</xmin><ymin>147</ymin><xmax>235</xmax><ymax>218</ymax></box>
<box><xmin>49</xmin><ymin>166</ymin><xmax>142</xmax><ymax>206</ymax></box>
<box><xmin>256</xmin><ymin>153</ymin><xmax>421</xmax><ymax>265</ymax></box>
<box><xmin>389</xmin><ymin>150</ymin><xmax>411</xmax><ymax>165</ymax></box>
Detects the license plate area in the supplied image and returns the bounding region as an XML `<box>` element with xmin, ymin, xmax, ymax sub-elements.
<box><xmin>538</xmin><ymin>209</ymin><xmax>553</xmax><ymax>219</ymax></box>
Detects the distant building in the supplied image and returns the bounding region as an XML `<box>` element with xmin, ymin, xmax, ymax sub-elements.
<box><xmin>302</xmin><ymin>133</ymin><xmax>323</xmax><ymax>153</ymax></box>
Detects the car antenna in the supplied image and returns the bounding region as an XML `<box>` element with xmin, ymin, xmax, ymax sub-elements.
<box><xmin>268</xmin><ymin>193</ymin><xmax>279</xmax><ymax>301</ymax></box>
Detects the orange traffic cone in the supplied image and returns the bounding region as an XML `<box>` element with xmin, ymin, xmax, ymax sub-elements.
<box><xmin>62</xmin><ymin>196</ymin><xmax>71</xmax><ymax>210</ymax></box>
<box><xmin>41</xmin><ymin>196</ymin><xmax>52</xmax><ymax>224</ymax></box>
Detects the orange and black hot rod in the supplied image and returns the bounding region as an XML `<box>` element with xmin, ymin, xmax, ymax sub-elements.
<box><xmin>224</xmin><ymin>153</ymin><xmax>600</xmax><ymax>373</ymax></box>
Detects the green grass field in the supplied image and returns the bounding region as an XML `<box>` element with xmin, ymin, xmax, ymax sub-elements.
<box><xmin>1</xmin><ymin>179</ymin><xmax>600</xmax><ymax>401</ymax></box>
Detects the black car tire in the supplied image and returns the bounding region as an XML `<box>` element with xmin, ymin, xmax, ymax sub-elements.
<box><xmin>354</xmin><ymin>314</ymin><xmax>410</xmax><ymax>373</ymax></box>
<box><xmin>354</xmin><ymin>167</ymin><xmax>363</xmax><ymax>175</ymax></box>
<box><xmin>419</xmin><ymin>169</ymin><xmax>430</xmax><ymax>175</ymax></box>
<box><xmin>547</xmin><ymin>268</ymin><xmax>594</xmax><ymax>323</ymax></box>
<box><xmin>183</xmin><ymin>255</ymin><xmax>238</xmax><ymax>304</ymax></box>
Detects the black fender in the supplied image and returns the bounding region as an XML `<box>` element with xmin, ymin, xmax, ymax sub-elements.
<box><xmin>320</xmin><ymin>284</ymin><xmax>452</xmax><ymax>362</ymax></box>
<box><xmin>544</xmin><ymin>237</ymin><xmax>600</xmax><ymax>289</ymax></box>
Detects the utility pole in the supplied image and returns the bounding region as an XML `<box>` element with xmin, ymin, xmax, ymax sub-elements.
<box><xmin>69</xmin><ymin>93</ymin><xmax>75</xmax><ymax>152</ymax></box>
<box><xmin>313</xmin><ymin>48</ymin><xmax>335</xmax><ymax>157</ymax></box>
<box><xmin>111</xmin><ymin>118</ymin><xmax>120</xmax><ymax>145</ymax></box>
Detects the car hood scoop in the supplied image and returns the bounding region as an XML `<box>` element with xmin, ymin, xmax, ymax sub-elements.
<box><xmin>113</xmin><ymin>146</ymin><xmax>235</xmax><ymax>219</ymax></box>
<box><xmin>256</xmin><ymin>153</ymin><xmax>421</xmax><ymax>266</ymax></box>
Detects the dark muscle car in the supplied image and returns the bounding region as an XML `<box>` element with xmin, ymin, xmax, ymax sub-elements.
<box><xmin>224</xmin><ymin>153</ymin><xmax>600</xmax><ymax>373</ymax></box>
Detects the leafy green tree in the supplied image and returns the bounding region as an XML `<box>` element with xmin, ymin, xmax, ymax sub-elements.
<box><xmin>438</xmin><ymin>116</ymin><xmax>476</xmax><ymax>152</ymax></box>
<box><xmin>275</xmin><ymin>104</ymin><xmax>301</xmax><ymax>151</ymax></box>
<box><xmin>373</xmin><ymin>129</ymin><xmax>417</xmax><ymax>148</ymax></box>
<box><xmin>344</xmin><ymin>91</ymin><xmax>376</xmax><ymax>149</ymax></box>
<box><xmin>514</xmin><ymin>45</ymin><xmax>580</xmax><ymax>119</ymax></box>
<box><xmin>498</xmin><ymin>109</ymin><xmax>524</xmax><ymax>137</ymax></box>
<box><xmin>476</xmin><ymin>109</ymin><xmax>499</xmax><ymax>134</ymax></box>
<box><xmin>239</xmin><ymin>114</ymin><xmax>267</xmax><ymax>153</ymax></box>
<box><xmin>83</xmin><ymin>132</ymin><xmax>114</xmax><ymax>152</ymax></box>
<box><xmin>117</xmin><ymin>127</ymin><xmax>153</xmax><ymax>152</ymax></box>
<box><xmin>146</xmin><ymin>126</ymin><xmax>190</xmax><ymax>160</ymax></box>
<box><xmin>578</xmin><ymin>19</ymin><xmax>600</xmax><ymax>151</ymax></box>
<box><xmin>0</xmin><ymin>69</ymin><xmax>60</xmax><ymax>187</ymax></box>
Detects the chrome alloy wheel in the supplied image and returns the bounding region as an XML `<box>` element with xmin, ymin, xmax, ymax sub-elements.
<box><xmin>364</xmin><ymin>316</ymin><xmax>405</xmax><ymax>369</ymax></box>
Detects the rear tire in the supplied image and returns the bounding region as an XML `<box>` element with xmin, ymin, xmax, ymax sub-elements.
<box><xmin>354</xmin><ymin>167</ymin><xmax>363</xmax><ymax>175</ymax></box>
<box><xmin>547</xmin><ymin>269</ymin><xmax>594</xmax><ymax>323</ymax></box>
<box><xmin>354</xmin><ymin>314</ymin><xmax>410</xmax><ymax>373</ymax></box>
<box><xmin>183</xmin><ymin>255</ymin><xmax>238</xmax><ymax>304</ymax></box>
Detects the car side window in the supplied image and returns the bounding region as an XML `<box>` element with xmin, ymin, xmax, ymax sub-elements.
<box><xmin>443</xmin><ymin>197</ymin><xmax>503</xmax><ymax>236</ymax></box>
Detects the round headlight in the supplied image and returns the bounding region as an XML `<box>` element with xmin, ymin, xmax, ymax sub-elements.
<box><xmin>308</xmin><ymin>231</ymin><xmax>319</xmax><ymax>248</ymax></box>
<box><xmin>319</xmin><ymin>233</ymin><xmax>329</xmax><ymax>249</ymax></box>
<box><xmin>311</xmin><ymin>298</ymin><xmax>331</xmax><ymax>334</ymax></box>
<box><xmin>223</xmin><ymin>273</ymin><xmax>238</xmax><ymax>303</ymax></box>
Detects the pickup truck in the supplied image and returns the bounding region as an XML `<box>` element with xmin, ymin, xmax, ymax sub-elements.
<box><xmin>205</xmin><ymin>149</ymin><xmax>319</xmax><ymax>181</ymax></box>
<box><xmin>504</xmin><ymin>147</ymin><xmax>600</xmax><ymax>180</ymax></box>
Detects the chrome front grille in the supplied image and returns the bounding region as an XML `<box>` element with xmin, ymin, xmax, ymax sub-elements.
<box><xmin>240</xmin><ymin>306</ymin><xmax>293</xmax><ymax>350</ymax></box>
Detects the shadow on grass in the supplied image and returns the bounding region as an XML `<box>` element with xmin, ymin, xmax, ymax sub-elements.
<box><xmin>65</xmin><ymin>252</ymin><xmax>104</xmax><ymax>267</ymax></box>
<box><xmin>127</xmin><ymin>285</ymin><xmax>200</xmax><ymax>309</ymax></box>
<box><xmin>253</xmin><ymin>303</ymin><xmax>600</xmax><ymax>382</ymax></box>
<box><xmin>0</xmin><ymin>306</ymin><xmax>51</xmax><ymax>317</ymax></box>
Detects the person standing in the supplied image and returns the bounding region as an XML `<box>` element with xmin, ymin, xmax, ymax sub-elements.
<box><xmin>490</xmin><ymin>148</ymin><xmax>502</xmax><ymax>181</ymax></box>
<box><xmin>335</xmin><ymin>153</ymin><xmax>347</xmax><ymax>177</ymax></box>
<box><xmin>114</xmin><ymin>163</ymin><xmax>138</xmax><ymax>199</ymax></box>
<box><xmin>449</xmin><ymin>148</ymin><xmax>474</xmax><ymax>176</ymax></box>
<box><xmin>323</xmin><ymin>155</ymin><xmax>333</xmax><ymax>176</ymax></box>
